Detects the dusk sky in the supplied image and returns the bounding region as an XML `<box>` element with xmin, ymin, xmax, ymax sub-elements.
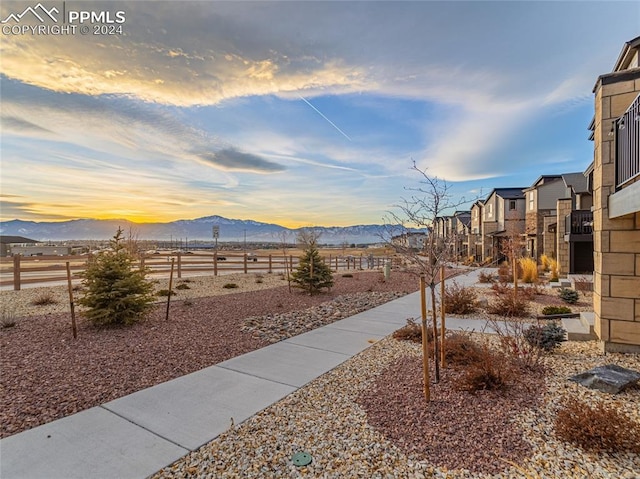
<box><xmin>1</xmin><ymin>1</ymin><xmax>639</xmax><ymax>228</ymax></box>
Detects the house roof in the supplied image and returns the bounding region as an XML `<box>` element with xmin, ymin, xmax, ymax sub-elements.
<box><xmin>0</xmin><ymin>236</ymin><xmax>38</xmax><ymax>244</ymax></box>
<box><xmin>613</xmin><ymin>35</ymin><xmax>640</xmax><ymax>72</ymax></box>
<box><xmin>524</xmin><ymin>175</ymin><xmax>563</xmax><ymax>192</ymax></box>
<box><xmin>485</xmin><ymin>188</ymin><xmax>526</xmax><ymax>201</ymax></box>
<box><xmin>562</xmin><ymin>172</ymin><xmax>590</xmax><ymax>194</ymax></box>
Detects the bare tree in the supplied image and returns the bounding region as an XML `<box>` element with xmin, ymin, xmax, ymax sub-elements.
<box><xmin>384</xmin><ymin>161</ymin><xmax>476</xmax><ymax>390</ymax></box>
<box><xmin>278</xmin><ymin>230</ymin><xmax>293</xmax><ymax>293</ymax></box>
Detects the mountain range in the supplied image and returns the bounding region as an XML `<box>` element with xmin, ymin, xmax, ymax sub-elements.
<box><xmin>0</xmin><ymin>215</ymin><xmax>412</xmax><ymax>245</ymax></box>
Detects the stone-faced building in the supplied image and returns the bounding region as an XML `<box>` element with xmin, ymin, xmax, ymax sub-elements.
<box><xmin>590</xmin><ymin>35</ymin><xmax>640</xmax><ymax>352</ymax></box>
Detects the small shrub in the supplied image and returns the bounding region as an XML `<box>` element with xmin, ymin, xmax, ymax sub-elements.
<box><xmin>487</xmin><ymin>286</ymin><xmax>529</xmax><ymax>317</ymax></box>
<box><xmin>518</xmin><ymin>257</ymin><xmax>538</xmax><ymax>283</ymax></box>
<box><xmin>393</xmin><ymin>318</ymin><xmax>431</xmax><ymax>343</ymax></box>
<box><xmin>522</xmin><ymin>283</ymin><xmax>544</xmax><ymax>297</ymax></box>
<box><xmin>342</xmin><ymin>273</ymin><xmax>353</xmax><ymax>278</ymax></box>
<box><xmin>498</xmin><ymin>262</ymin><xmax>512</xmax><ymax>282</ymax></box>
<box><xmin>1</xmin><ymin>311</ymin><xmax>17</xmax><ymax>329</ymax></box>
<box><xmin>444</xmin><ymin>281</ymin><xmax>477</xmax><ymax>314</ymax></box>
<box><xmin>524</xmin><ymin>322</ymin><xmax>566</xmax><ymax>351</ymax></box>
<box><xmin>540</xmin><ymin>254</ymin><xmax>551</xmax><ymax>272</ymax></box>
<box><xmin>554</xmin><ymin>398</ymin><xmax>640</xmax><ymax>453</ymax></box>
<box><xmin>156</xmin><ymin>289</ymin><xmax>176</xmax><ymax>297</ymax></box>
<box><xmin>478</xmin><ymin>271</ymin><xmax>496</xmax><ymax>283</ymax></box>
<box><xmin>549</xmin><ymin>259</ymin><xmax>559</xmax><ymax>282</ymax></box>
<box><xmin>458</xmin><ymin>344</ymin><xmax>511</xmax><ymax>392</ymax></box>
<box><xmin>175</xmin><ymin>283</ymin><xmax>191</xmax><ymax>290</ymax></box>
<box><xmin>180</xmin><ymin>278</ymin><xmax>194</xmax><ymax>283</ymax></box>
<box><xmin>223</xmin><ymin>283</ymin><xmax>238</xmax><ymax>289</ymax></box>
<box><xmin>443</xmin><ymin>332</ymin><xmax>483</xmax><ymax>366</ymax></box>
<box><xmin>541</xmin><ymin>306</ymin><xmax>572</xmax><ymax>315</ymax></box>
<box><xmin>31</xmin><ymin>292</ymin><xmax>58</xmax><ymax>306</ymax></box>
<box><xmin>558</xmin><ymin>288</ymin><xmax>579</xmax><ymax>304</ymax></box>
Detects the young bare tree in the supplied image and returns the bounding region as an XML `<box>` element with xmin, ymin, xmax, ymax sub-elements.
<box><xmin>278</xmin><ymin>230</ymin><xmax>293</xmax><ymax>293</ymax></box>
<box><xmin>385</xmin><ymin>161</ymin><xmax>476</xmax><ymax>389</ymax></box>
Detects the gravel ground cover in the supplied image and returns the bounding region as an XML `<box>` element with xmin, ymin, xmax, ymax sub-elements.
<box><xmin>0</xmin><ymin>270</ymin><xmax>418</xmax><ymax>438</ymax></box>
<box><xmin>153</xmin><ymin>337</ymin><xmax>640</xmax><ymax>479</ymax></box>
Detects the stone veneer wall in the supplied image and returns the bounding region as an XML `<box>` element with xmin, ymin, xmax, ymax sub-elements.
<box><xmin>556</xmin><ymin>199</ymin><xmax>572</xmax><ymax>278</ymax></box>
<box><xmin>592</xmin><ymin>71</ymin><xmax>640</xmax><ymax>353</ymax></box>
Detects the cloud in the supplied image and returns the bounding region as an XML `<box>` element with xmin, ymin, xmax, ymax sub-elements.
<box><xmin>196</xmin><ymin>148</ymin><xmax>285</xmax><ymax>173</ymax></box>
<box><xmin>1</xmin><ymin>116</ymin><xmax>52</xmax><ymax>134</ymax></box>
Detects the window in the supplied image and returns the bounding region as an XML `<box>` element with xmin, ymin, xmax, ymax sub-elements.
<box><xmin>529</xmin><ymin>192</ymin><xmax>534</xmax><ymax>211</ymax></box>
<box><xmin>510</xmin><ymin>200</ymin><xmax>517</xmax><ymax>211</ymax></box>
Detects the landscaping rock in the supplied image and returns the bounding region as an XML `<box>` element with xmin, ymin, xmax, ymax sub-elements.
<box><xmin>568</xmin><ymin>364</ymin><xmax>640</xmax><ymax>394</ymax></box>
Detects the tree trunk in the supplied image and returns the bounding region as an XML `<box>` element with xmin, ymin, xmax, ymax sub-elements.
<box><xmin>430</xmin><ymin>283</ymin><xmax>440</xmax><ymax>382</ymax></box>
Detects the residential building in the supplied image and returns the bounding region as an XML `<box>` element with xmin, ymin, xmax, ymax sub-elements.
<box><xmin>453</xmin><ymin>211</ymin><xmax>471</xmax><ymax>260</ymax></box>
<box><xmin>590</xmin><ymin>35</ymin><xmax>640</xmax><ymax>352</ymax></box>
<box><xmin>481</xmin><ymin>188</ymin><xmax>526</xmax><ymax>263</ymax></box>
<box><xmin>556</xmin><ymin>172</ymin><xmax>594</xmax><ymax>275</ymax></box>
<box><xmin>469</xmin><ymin>201</ymin><xmax>484</xmax><ymax>262</ymax></box>
<box><xmin>524</xmin><ymin>175</ymin><xmax>565</xmax><ymax>260</ymax></box>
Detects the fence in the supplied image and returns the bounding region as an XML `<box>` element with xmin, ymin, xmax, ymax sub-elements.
<box><xmin>0</xmin><ymin>252</ymin><xmax>391</xmax><ymax>290</ymax></box>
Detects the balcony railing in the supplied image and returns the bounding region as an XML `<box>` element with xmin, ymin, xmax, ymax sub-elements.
<box><xmin>615</xmin><ymin>93</ymin><xmax>640</xmax><ymax>189</ymax></box>
<box><xmin>565</xmin><ymin>210</ymin><xmax>593</xmax><ymax>235</ymax></box>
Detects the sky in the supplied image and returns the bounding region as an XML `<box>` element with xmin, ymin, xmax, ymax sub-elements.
<box><xmin>1</xmin><ymin>1</ymin><xmax>639</xmax><ymax>228</ymax></box>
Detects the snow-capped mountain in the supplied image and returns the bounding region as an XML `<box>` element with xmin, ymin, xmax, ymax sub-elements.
<box><xmin>0</xmin><ymin>215</ymin><xmax>410</xmax><ymax>245</ymax></box>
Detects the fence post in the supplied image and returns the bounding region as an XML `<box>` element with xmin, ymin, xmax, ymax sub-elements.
<box><xmin>244</xmin><ymin>253</ymin><xmax>248</xmax><ymax>274</ymax></box>
<box><xmin>177</xmin><ymin>252</ymin><xmax>182</xmax><ymax>279</ymax></box>
<box><xmin>289</xmin><ymin>255</ymin><xmax>293</xmax><ymax>272</ymax></box>
<box><xmin>139</xmin><ymin>254</ymin><xmax>145</xmax><ymax>271</ymax></box>
<box><xmin>268</xmin><ymin>254</ymin><xmax>272</xmax><ymax>274</ymax></box>
<box><xmin>13</xmin><ymin>254</ymin><xmax>21</xmax><ymax>291</ymax></box>
<box><xmin>213</xmin><ymin>252</ymin><xmax>218</xmax><ymax>276</ymax></box>
<box><xmin>335</xmin><ymin>256</ymin><xmax>338</xmax><ymax>271</ymax></box>
<box><xmin>359</xmin><ymin>255</ymin><xmax>362</xmax><ymax>270</ymax></box>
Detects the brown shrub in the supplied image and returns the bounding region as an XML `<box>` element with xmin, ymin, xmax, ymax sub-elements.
<box><xmin>31</xmin><ymin>293</ymin><xmax>58</xmax><ymax>306</ymax></box>
<box><xmin>487</xmin><ymin>288</ymin><xmax>528</xmax><ymax>317</ymax></box>
<box><xmin>393</xmin><ymin>318</ymin><xmax>432</xmax><ymax>343</ymax></box>
<box><xmin>554</xmin><ymin>398</ymin><xmax>640</xmax><ymax>453</ymax></box>
<box><xmin>478</xmin><ymin>271</ymin><xmax>496</xmax><ymax>283</ymax></box>
<box><xmin>443</xmin><ymin>332</ymin><xmax>483</xmax><ymax>366</ymax></box>
<box><xmin>457</xmin><ymin>344</ymin><xmax>513</xmax><ymax>393</ymax></box>
<box><xmin>444</xmin><ymin>281</ymin><xmax>477</xmax><ymax>315</ymax></box>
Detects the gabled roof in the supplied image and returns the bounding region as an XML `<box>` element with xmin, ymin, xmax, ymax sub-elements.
<box><xmin>562</xmin><ymin>172</ymin><xmax>590</xmax><ymax>194</ymax></box>
<box><xmin>613</xmin><ymin>35</ymin><xmax>640</xmax><ymax>72</ymax></box>
<box><xmin>524</xmin><ymin>175</ymin><xmax>563</xmax><ymax>192</ymax></box>
<box><xmin>0</xmin><ymin>236</ymin><xmax>38</xmax><ymax>244</ymax></box>
<box><xmin>485</xmin><ymin>188</ymin><xmax>526</xmax><ymax>201</ymax></box>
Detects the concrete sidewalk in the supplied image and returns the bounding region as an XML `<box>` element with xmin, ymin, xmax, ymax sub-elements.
<box><xmin>0</xmin><ymin>268</ymin><xmax>491</xmax><ymax>479</ymax></box>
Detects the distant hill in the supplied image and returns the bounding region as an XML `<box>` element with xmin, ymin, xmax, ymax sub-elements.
<box><xmin>0</xmin><ymin>215</ymin><xmax>417</xmax><ymax>245</ymax></box>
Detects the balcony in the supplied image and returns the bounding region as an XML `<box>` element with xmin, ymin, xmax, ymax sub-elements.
<box><xmin>565</xmin><ymin>210</ymin><xmax>593</xmax><ymax>241</ymax></box>
<box><xmin>610</xmin><ymin>93</ymin><xmax>640</xmax><ymax>218</ymax></box>
<box><xmin>615</xmin><ymin>93</ymin><xmax>640</xmax><ymax>190</ymax></box>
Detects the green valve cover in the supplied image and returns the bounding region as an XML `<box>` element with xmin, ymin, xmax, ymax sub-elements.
<box><xmin>291</xmin><ymin>451</ymin><xmax>312</xmax><ymax>466</ymax></box>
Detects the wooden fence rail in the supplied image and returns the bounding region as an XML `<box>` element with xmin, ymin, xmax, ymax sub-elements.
<box><xmin>0</xmin><ymin>252</ymin><xmax>391</xmax><ymax>290</ymax></box>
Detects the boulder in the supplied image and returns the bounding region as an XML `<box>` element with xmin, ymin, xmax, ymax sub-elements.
<box><xmin>568</xmin><ymin>364</ymin><xmax>640</xmax><ymax>394</ymax></box>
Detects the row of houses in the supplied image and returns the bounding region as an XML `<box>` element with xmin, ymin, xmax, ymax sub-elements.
<box><xmin>434</xmin><ymin>173</ymin><xmax>594</xmax><ymax>276</ymax></box>
<box><xmin>431</xmin><ymin>36</ymin><xmax>640</xmax><ymax>354</ymax></box>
